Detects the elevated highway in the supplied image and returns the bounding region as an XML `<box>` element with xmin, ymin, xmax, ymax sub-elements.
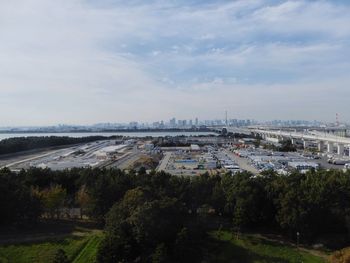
<box><xmin>249</xmin><ymin>129</ymin><xmax>350</xmax><ymax>145</ymax></box>
<box><xmin>213</xmin><ymin>126</ymin><xmax>350</xmax><ymax>156</ymax></box>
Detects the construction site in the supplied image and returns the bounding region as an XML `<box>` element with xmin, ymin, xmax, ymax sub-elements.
<box><xmin>0</xmin><ymin>139</ymin><xmax>161</xmax><ymax>172</ymax></box>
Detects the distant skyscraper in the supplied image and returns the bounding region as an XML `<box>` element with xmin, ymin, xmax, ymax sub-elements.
<box><xmin>195</xmin><ymin>117</ymin><xmax>199</xmax><ymax>126</ymax></box>
<box><xmin>170</xmin><ymin>118</ymin><xmax>176</xmax><ymax>127</ymax></box>
<box><xmin>152</xmin><ymin>121</ymin><xmax>160</xmax><ymax>128</ymax></box>
<box><xmin>129</xmin><ymin>122</ymin><xmax>138</xmax><ymax>129</ymax></box>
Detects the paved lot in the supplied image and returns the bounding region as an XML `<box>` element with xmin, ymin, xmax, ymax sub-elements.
<box><xmin>225</xmin><ymin>150</ymin><xmax>260</xmax><ymax>175</ymax></box>
<box><xmin>316</xmin><ymin>156</ymin><xmax>348</xmax><ymax>170</ymax></box>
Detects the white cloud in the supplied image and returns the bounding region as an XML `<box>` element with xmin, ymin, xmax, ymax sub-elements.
<box><xmin>0</xmin><ymin>0</ymin><xmax>349</xmax><ymax>125</ymax></box>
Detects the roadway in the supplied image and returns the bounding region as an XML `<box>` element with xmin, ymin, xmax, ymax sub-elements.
<box><xmin>157</xmin><ymin>152</ymin><xmax>172</xmax><ymax>172</ymax></box>
<box><xmin>105</xmin><ymin>146</ymin><xmax>142</xmax><ymax>170</ymax></box>
<box><xmin>225</xmin><ymin>127</ymin><xmax>350</xmax><ymax>145</ymax></box>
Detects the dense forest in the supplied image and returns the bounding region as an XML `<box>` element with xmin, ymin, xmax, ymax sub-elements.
<box><xmin>1</xmin><ymin>167</ymin><xmax>350</xmax><ymax>262</ymax></box>
<box><xmin>0</xmin><ymin>136</ymin><xmax>118</xmax><ymax>155</ymax></box>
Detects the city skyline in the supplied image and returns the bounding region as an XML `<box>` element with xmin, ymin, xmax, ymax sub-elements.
<box><xmin>1</xmin><ymin>0</ymin><xmax>350</xmax><ymax>125</ymax></box>
<box><xmin>0</xmin><ymin>116</ymin><xmax>330</xmax><ymax>130</ymax></box>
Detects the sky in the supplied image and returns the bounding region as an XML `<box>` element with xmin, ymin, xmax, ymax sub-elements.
<box><xmin>1</xmin><ymin>0</ymin><xmax>350</xmax><ymax>126</ymax></box>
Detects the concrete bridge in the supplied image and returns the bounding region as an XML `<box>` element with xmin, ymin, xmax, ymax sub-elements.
<box><xmin>213</xmin><ymin>126</ymin><xmax>350</xmax><ymax>156</ymax></box>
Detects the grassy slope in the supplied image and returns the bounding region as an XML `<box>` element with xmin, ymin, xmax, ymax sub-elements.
<box><xmin>208</xmin><ymin>231</ymin><xmax>327</xmax><ymax>263</ymax></box>
<box><xmin>0</xmin><ymin>234</ymin><xmax>102</xmax><ymax>263</ymax></box>
<box><xmin>0</xmin><ymin>229</ymin><xmax>328</xmax><ymax>263</ymax></box>
<box><xmin>72</xmin><ymin>235</ymin><xmax>103</xmax><ymax>263</ymax></box>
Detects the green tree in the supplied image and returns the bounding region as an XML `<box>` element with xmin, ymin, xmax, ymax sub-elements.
<box><xmin>152</xmin><ymin>243</ymin><xmax>168</xmax><ymax>263</ymax></box>
<box><xmin>0</xmin><ymin>168</ymin><xmax>41</xmax><ymax>225</ymax></box>
<box><xmin>211</xmin><ymin>181</ymin><xmax>226</xmax><ymax>214</ymax></box>
<box><xmin>97</xmin><ymin>186</ymin><xmax>203</xmax><ymax>263</ymax></box>
<box><xmin>279</xmin><ymin>139</ymin><xmax>297</xmax><ymax>152</ymax></box>
<box><xmin>34</xmin><ymin>185</ymin><xmax>67</xmax><ymax>219</ymax></box>
<box><xmin>76</xmin><ymin>185</ymin><xmax>91</xmax><ymax>219</ymax></box>
<box><xmin>52</xmin><ymin>249</ymin><xmax>69</xmax><ymax>263</ymax></box>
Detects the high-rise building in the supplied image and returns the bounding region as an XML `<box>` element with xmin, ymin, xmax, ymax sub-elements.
<box><xmin>129</xmin><ymin>122</ymin><xmax>138</xmax><ymax>129</ymax></box>
<box><xmin>170</xmin><ymin>118</ymin><xmax>176</xmax><ymax>127</ymax></box>
<box><xmin>152</xmin><ymin>121</ymin><xmax>160</xmax><ymax>128</ymax></box>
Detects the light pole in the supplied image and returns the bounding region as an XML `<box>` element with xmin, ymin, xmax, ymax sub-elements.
<box><xmin>296</xmin><ymin>232</ymin><xmax>300</xmax><ymax>248</ymax></box>
<box><xmin>296</xmin><ymin>232</ymin><xmax>302</xmax><ymax>263</ymax></box>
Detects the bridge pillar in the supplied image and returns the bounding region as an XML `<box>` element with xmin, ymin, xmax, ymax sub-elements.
<box><xmin>318</xmin><ymin>141</ymin><xmax>324</xmax><ymax>152</ymax></box>
<box><xmin>303</xmin><ymin>140</ymin><xmax>310</xmax><ymax>149</ymax></box>
<box><xmin>337</xmin><ymin>144</ymin><xmax>345</xmax><ymax>155</ymax></box>
<box><xmin>327</xmin><ymin>142</ymin><xmax>334</xmax><ymax>153</ymax></box>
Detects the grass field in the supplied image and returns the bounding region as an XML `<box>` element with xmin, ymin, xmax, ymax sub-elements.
<box><xmin>0</xmin><ymin>227</ymin><xmax>329</xmax><ymax>263</ymax></box>
<box><xmin>208</xmin><ymin>231</ymin><xmax>327</xmax><ymax>263</ymax></box>
<box><xmin>0</xmin><ymin>233</ymin><xmax>102</xmax><ymax>263</ymax></box>
<box><xmin>72</xmin><ymin>235</ymin><xmax>102</xmax><ymax>263</ymax></box>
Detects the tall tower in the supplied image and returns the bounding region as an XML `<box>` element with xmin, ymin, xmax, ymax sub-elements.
<box><xmin>336</xmin><ymin>113</ymin><xmax>340</xmax><ymax>127</ymax></box>
<box><xmin>225</xmin><ymin>110</ymin><xmax>228</xmax><ymax>127</ymax></box>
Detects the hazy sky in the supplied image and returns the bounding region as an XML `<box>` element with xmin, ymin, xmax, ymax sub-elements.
<box><xmin>1</xmin><ymin>0</ymin><xmax>350</xmax><ymax>125</ymax></box>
